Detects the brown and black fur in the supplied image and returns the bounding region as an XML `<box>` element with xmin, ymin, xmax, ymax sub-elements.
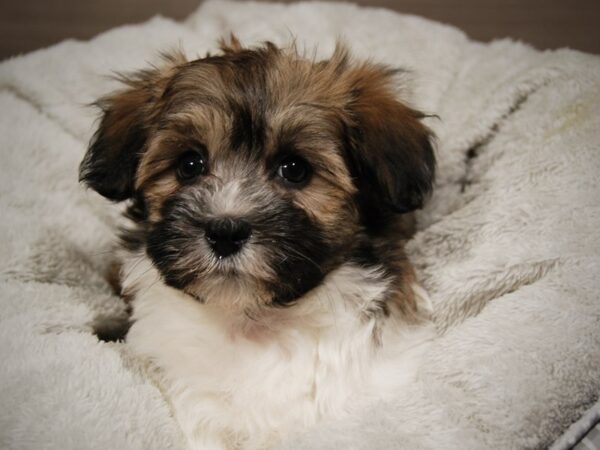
<box><xmin>81</xmin><ymin>37</ymin><xmax>435</xmax><ymax>324</ymax></box>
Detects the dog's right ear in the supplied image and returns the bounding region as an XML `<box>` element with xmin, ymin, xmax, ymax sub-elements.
<box><xmin>79</xmin><ymin>51</ymin><xmax>186</xmax><ymax>201</ymax></box>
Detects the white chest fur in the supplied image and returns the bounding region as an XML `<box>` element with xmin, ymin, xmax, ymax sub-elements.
<box><xmin>122</xmin><ymin>254</ymin><xmax>433</xmax><ymax>450</ymax></box>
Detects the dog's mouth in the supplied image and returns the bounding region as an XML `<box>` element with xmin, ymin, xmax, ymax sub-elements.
<box><xmin>199</xmin><ymin>239</ymin><xmax>273</xmax><ymax>281</ymax></box>
<box><xmin>209</xmin><ymin>254</ymin><xmax>244</xmax><ymax>275</ymax></box>
<box><xmin>183</xmin><ymin>258</ymin><xmax>269</xmax><ymax>308</ymax></box>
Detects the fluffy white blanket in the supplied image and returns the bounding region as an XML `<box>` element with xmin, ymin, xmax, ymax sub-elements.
<box><xmin>1</xmin><ymin>1</ymin><xmax>599</xmax><ymax>449</ymax></box>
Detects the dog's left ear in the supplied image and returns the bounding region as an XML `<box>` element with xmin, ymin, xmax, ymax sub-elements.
<box><xmin>79</xmin><ymin>51</ymin><xmax>186</xmax><ymax>201</ymax></box>
<box><xmin>342</xmin><ymin>63</ymin><xmax>436</xmax><ymax>215</ymax></box>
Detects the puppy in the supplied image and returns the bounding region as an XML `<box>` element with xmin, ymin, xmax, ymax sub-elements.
<box><xmin>80</xmin><ymin>37</ymin><xmax>436</xmax><ymax>450</ymax></box>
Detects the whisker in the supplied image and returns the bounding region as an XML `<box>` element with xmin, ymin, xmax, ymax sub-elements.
<box><xmin>279</xmin><ymin>245</ymin><xmax>322</xmax><ymax>271</ymax></box>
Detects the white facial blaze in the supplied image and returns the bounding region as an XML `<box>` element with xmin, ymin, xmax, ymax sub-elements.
<box><xmin>208</xmin><ymin>178</ymin><xmax>250</xmax><ymax>216</ymax></box>
<box><xmin>205</xmin><ymin>161</ymin><xmax>275</xmax><ymax>219</ymax></box>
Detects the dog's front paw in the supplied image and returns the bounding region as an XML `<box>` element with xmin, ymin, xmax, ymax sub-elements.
<box><xmin>92</xmin><ymin>314</ymin><xmax>131</xmax><ymax>342</ymax></box>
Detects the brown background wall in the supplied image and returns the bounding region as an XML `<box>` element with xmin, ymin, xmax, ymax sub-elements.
<box><xmin>1</xmin><ymin>0</ymin><xmax>599</xmax><ymax>60</ymax></box>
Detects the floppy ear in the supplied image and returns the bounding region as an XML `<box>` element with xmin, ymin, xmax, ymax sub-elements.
<box><xmin>343</xmin><ymin>64</ymin><xmax>436</xmax><ymax>215</ymax></box>
<box><xmin>79</xmin><ymin>52</ymin><xmax>185</xmax><ymax>201</ymax></box>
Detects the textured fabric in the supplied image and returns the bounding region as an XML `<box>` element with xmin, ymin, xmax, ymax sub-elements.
<box><xmin>552</xmin><ymin>401</ymin><xmax>600</xmax><ymax>450</ymax></box>
<box><xmin>574</xmin><ymin>423</ymin><xmax>600</xmax><ymax>450</ymax></box>
<box><xmin>0</xmin><ymin>1</ymin><xmax>599</xmax><ymax>449</ymax></box>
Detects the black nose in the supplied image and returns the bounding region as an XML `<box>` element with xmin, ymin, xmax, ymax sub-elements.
<box><xmin>204</xmin><ymin>218</ymin><xmax>252</xmax><ymax>258</ymax></box>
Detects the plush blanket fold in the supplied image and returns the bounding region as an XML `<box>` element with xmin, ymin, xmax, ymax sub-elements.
<box><xmin>1</xmin><ymin>1</ymin><xmax>599</xmax><ymax>449</ymax></box>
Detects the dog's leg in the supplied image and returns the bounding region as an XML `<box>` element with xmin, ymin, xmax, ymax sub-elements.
<box><xmin>92</xmin><ymin>260</ymin><xmax>132</xmax><ymax>342</ymax></box>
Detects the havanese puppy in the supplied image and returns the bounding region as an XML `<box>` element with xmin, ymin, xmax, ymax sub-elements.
<box><xmin>81</xmin><ymin>37</ymin><xmax>436</xmax><ymax>450</ymax></box>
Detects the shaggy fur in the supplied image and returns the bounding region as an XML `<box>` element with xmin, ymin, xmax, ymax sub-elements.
<box><xmin>81</xmin><ymin>38</ymin><xmax>435</xmax><ymax>312</ymax></box>
<box><xmin>2</xmin><ymin>2</ymin><xmax>600</xmax><ymax>450</ymax></box>
<box><xmin>78</xmin><ymin>38</ymin><xmax>436</xmax><ymax>448</ymax></box>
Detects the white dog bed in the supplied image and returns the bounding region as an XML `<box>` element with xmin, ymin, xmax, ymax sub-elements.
<box><xmin>1</xmin><ymin>1</ymin><xmax>599</xmax><ymax>449</ymax></box>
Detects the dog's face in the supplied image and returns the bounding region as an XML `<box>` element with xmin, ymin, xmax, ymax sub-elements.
<box><xmin>80</xmin><ymin>39</ymin><xmax>435</xmax><ymax>310</ymax></box>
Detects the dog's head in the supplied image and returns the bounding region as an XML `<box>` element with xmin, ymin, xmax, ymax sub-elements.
<box><xmin>80</xmin><ymin>38</ymin><xmax>435</xmax><ymax>310</ymax></box>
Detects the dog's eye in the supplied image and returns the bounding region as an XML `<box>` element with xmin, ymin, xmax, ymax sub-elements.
<box><xmin>176</xmin><ymin>150</ymin><xmax>206</xmax><ymax>182</ymax></box>
<box><xmin>277</xmin><ymin>156</ymin><xmax>311</xmax><ymax>186</ymax></box>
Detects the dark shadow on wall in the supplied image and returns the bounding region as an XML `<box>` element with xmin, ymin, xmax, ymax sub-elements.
<box><xmin>1</xmin><ymin>0</ymin><xmax>599</xmax><ymax>59</ymax></box>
